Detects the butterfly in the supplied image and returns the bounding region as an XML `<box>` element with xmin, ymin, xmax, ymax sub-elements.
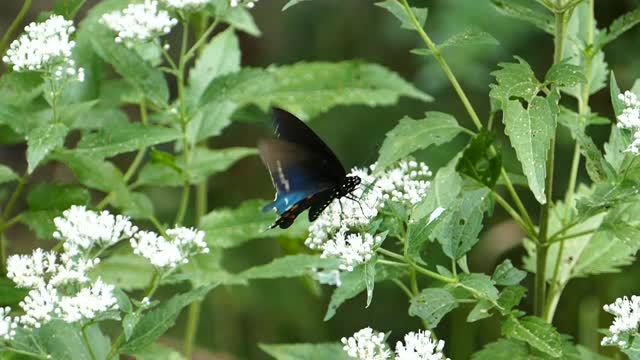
<box><xmin>258</xmin><ymin>108</ymin><xmax>361</xmax><ymax>229</ymax></box>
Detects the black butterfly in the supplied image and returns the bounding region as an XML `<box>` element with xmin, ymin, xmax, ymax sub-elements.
<box><xmin>259</xmin><ymin>108</ymin><xmax>361</xmax><ymax>229</ymax></box>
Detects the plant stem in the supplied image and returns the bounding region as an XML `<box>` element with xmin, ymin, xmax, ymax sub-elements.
<box><xmin>82</xmin><ymin>326</ymin><xmax>98</xmax><ymax>360</ymax></box>
<box><xmin>492</xmin><ymin>190</ymin><xmax>537</xmax><ymax>240</ymax></box>
<box><xmin>0</xmin><ymin>170</ymin><xmax>29</xmax><ymax>272</ymax></box>
<box><xmin>392</xmin><ymin>279</ymin><xmax>413</xmax><ymax>298</ymax></box>
<box><xmin>398</xmin><ymin>0</ymin><xmax>533</xmax><ymax>231</ymax></box>
<box><xmin>0</xmin><ymin>0</ymin><xmax>32</xmax><ymax>71</ymax></box>
<box><xmin>376</xmin><ymin>248</ymin><xmax>457</xmax><ymax>283</ymax></box>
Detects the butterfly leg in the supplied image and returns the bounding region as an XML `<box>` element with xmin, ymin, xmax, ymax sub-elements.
<box><xmin>345</xmin><ymin>194</ymin><xmax>366</xmax><ymax>217</ymax></box>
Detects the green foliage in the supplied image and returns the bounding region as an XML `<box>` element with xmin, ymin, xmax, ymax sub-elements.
<box><xmin>0</xmin><ymin>165</ymin><xmax>17</xmax><ymax>185</ymax></box>
<box><xmin>376</xmin><ymin>112</ymin><xmax>463</xmax><ymax>173</ymax></box>
<box><xmin>409</xmin><ymin>288</ymin><xmax>458</xmax><ymax>329</ymax></box>
<box><xmin>375</xmin><ymin>1</ymin><xmax>427</xmax><ymax>31</ymax></box>
<box><xmin>502</xmin><ymin>316</ymin><xmax>563</xmax><ymax>358</ymax></box>
<box><xmin>492</xmin><ymin>259</ymin><xmax>527</xmax><ymax>286</ymax></box>
<box><xmin>260</xmin><ymin>343</ymin><xmax>351</xmax><ymax>360</ymax></box>
<box><xmin>490</xmin><ymin>0</ymin><xmax>554</xmax><ymax>34</ymax></box>
<box><xmin>26</xmin><ymin>123</ymin><xmax>68</xmax><ymax>173</ymax></box>
<box><xmin>412</xmin><ymin>28</ymin><xmax>499</xmax><ymax>56</ymax></box>
<box><xmin>456</xmin><ymin>129</ymin><xmax>502</xmax><ymax>188</ymax></box>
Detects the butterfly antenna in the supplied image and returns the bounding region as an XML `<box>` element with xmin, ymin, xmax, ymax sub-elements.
<box><xmin>345</xmin><ymin>194</ymin><xmax>366</xmax><ymax>218</ymax></box>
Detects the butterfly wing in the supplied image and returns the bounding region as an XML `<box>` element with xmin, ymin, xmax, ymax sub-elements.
<box><xmin>271</xmin><ymin>108</ymin><xmax>347</xmax><ymax>180</ymax></box>
<box><xmin>307</xmin><ymin>188</ymin><xmax>338</xmax><ymax>222</ymax></box>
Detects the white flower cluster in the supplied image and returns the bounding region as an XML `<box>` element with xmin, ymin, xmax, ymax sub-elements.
<box><xmin>230</xmin><ymin>0</ymin><xmax>259</xmax><ymax>8</ymax></box>
<box><xmin>342</xmin><ymin>327</ymin><xmax>392</xmax><ymax>360</ymax></box>
<box><xmin>101</xmin><ymin>0</ymin><xmax>178</xmax><ymax>46</ymax></box>
<box><xmin>2</xmin><ymin>15</ymin><xmax>84</xmax><ymax>81</ymax></box>
<box><xmin>0</xmin><ymin>307</ymin><xmax>17</xmax><ymax>341</ymax></box>
<box><xmin>306</xmin><ymin>160</ymin><xmax>432</xmax><ymax>273</ymax></box>
<box><xmin>342</xmin><ymin>328</ymin><xmax>449</xmax><ymax>360</ymax></box>
<box><xmin>602</xmin><ymin>295</ymin><xmax>640</xmax><ymax>348</ymax></box>
<box><xmin>162</xmin><ymin>0</ymin><xmax>210</xmax><ymax>9</ymax></box>
<box><xmin>130</xmin><ymin>227</ymin><xmax>209</xmax><ymax>269</ymax></box>
<box><xmin>54</xmin><ymin>205</ymin><xmax>138</xmax><ymax>257</ymax></box>
<box><xmin>617</xmin><ymin>91</ymin><xmax>640</xmax><ymax>154</ymax></box>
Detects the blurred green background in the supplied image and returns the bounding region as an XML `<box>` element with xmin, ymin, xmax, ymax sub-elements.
<box><xmin>3</xmin><ymin>0</ymin><xmax>640</xmax><ymax>358</ymax></box>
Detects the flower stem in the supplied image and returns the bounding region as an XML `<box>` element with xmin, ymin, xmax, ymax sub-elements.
<box><xmin>82</xmin><ymin>326</ymin><xmax>98</xmax><ymax>360</ymax></box>
<box><xmin>491</xmin><ymin>190</ymin><xmax>537</xmax><ymax>240</ymax></box>
<box><xmin>0</xmin><ymin>170</ymin><xmax>29</xmax><ymax>273</ymax></box>
<box><xmin>376</xmin><ymin>248</ymin><xmax>457</xmax><ymax>283</ymax></box>
<box><xmin>0</xmin><ymin>0</ymin><xmax>32</xmax><ymax>72</ymax></box>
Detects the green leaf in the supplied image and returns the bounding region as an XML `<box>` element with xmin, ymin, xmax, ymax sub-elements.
<box><xmin>27</xmin><ymin>183</ymin><xmax>90</xmax><ymax>211</ymax></box>
<box><xmin>282</xmin><ymin>0</ymin><xmax>311</xmax><ymax>11</ymax></box>
<box><xmin>120</xmin><ymin>285</ymin><xmax>216</xmax><ymax>354</ymax></box>
<box><xmin>200</xmin><ymin>61</ymin><xmax>431</xmax><ymax>121</ymax></box>
<box><xmin>0</xmin><ymin>165</ymin><xmax>17</xmax><ymax>185</ymax></box>
<box><xmin>134</xmin><ymin>344</ymin><xmax>186</xmax><ymax>360</ymax></box>
<box><xmin>180</xmin><ymin>250</ymin><xmax>246</xmax><ymax>287</ymax></box>
<box><xmin>604</xmin><ymin>124</ymin><xmax>631</xmax><ymax>174</ymax></box>
<box><xmin>610</xmin><ymin>71</ymin><xmax>625</xmax><ymax>118</ymax></box>
<box><xmin>412</xmin><ymin>28</ymin><xmax>499</xmax><ymax>55</ymax></box>
<box><xmin>260</xmin><ymin>343</ymin><xmax>351</xmax><ymax>360</ymax></box>
<box><xmin>406</xmin><ymin>207</ymin><xmax>448</xmax><ymax>261</ymax></box>
<box><xmin>200</xmin><ymin>199</ymin><xmax>308</xmax><ymax>249</ymax></box>
<box><xmin>89</xmin><ymin>23</ymin><xmax>168</xmax><ymax>107</ymax></box>
<box><xmin>186</xmin><ymin>147</ymin><xmax>257</xmax><ymax>183</ymax></box>
<box><xmin>497</xmin><ymin>285</ymin><xmax>527</xmax><ymax>313</ymax></box>
<box><xmin>492</xmin><ymin>259</ymin><xmax>527</xmax><ymax>286</ymax></box>
<box><xmin>364</xmin><ymin>259</ymin><xmax>376</xmax><ymax>307</ymax></box>
<box><xmin>409</xmin><ymin>288</ymin><xmax>458</xmax><ymax>329</ymax></box>
<box><xmin>544</xmin><ymin>63</ymin><xmax>586</xmax><ymax>88</ymax></box>
<box><xmin>490</xmin><ymin>0</ymin><xmax>553</xmax><ymax>34</ymax></box>
<box><xmin>54</xmin><ymin>0</ymin><xmax>85</xmax><ymax>18</ymax></box>
<box><xmin>456</xmin><ymin>129</ymin><xmax>502</xmax><ymax>188</ymax></box>
<box><xmin>92</xmin><ymin>254</ymin><xmax>154</xmax><ymax>291</ymax></box>
<box><xmin>11</xmin><ymin>320</ymin><xmax>101</xmax><ymax>360</ymax></box>
<box><xmin>467</xmin><ymin>300</ymin><xmax>494</xmax><ymax>322</ymax></box>
<box><xmin>375</xmin><ymin>0</ymin><xmax>427</xmax><ymax>30</ymax></box>
<box><xmin>435</xmin><ymin>185</ymin><xmax>489</xmax><ymax>260</ymax></box>
<box><xmin>325</xmin><ymin>262</ymin><xmax>406</xmax><ymax>321</ymax></box>
<box><xmin>375</xmin><ymin>112</ymin><xmax>463</xmax><ymax>173</ymax></box>
<box><xmin>600</xmin><ymin>8</ymin><xmax>640</xmax><ymax>48</ymax></box>
<box><xmin>0</xmin><ymin>71</ymin><xmax>43</xmax><ymax>107</ymax></box>
<box><xmin>75</xmin><ymin>123</ymin><xmax>180</xmax><ymax>159</ymax></box>
<box><xmin>472</xmin><ymin>339</ymin><xmax>531</xmax><ymax>360</ymax></box>
<box><xmin>623</xmin><ymin>336</ymin><xmax>640</xmax><ymax>360</ymax></box>
<box><xmin>503</xmin><ymin>91</ymin><xmax>557</xmax><ymax>199</ymax></box>
<box><xmin>413</xmin><ymin>156</ymin><xmax>462</xmax><ymax>220</ymax></box>
<box><xmin>457</xmin><ymin>273</ymin><xmax>499</xmax><ymax>302</ymax></box>
<box><xmin>240</xmin><ymin>254</ymin><xmax>336</xmax><ymax>280</ymax></box>
<box><xmin>26</xmin><ymin>123</ymin><xmax>68</xmax><ymax>173</ymax></box>
<box><xmin>136</xmin><ymin>163</ymin><xmax>183</xmax><ymax>188</ymax></box>
<box><xmin>0</xmin><ymin>277</ymin><xmax>28</xmax><ymax>305</ymax></box>
<box><xmin>210</xmin><ymin>0</ymin><xmax>261</xmax><ymax>36</ymax></box>
<box><xmin>187</xmin><ymin>28</ymin><xmax>241</xmax><ymax>105</ymax></box>
<box><xmin>20</xmin><ymin>210</ymin><xmax>58</xmax><ymax>239</ymax></box>
<box><xmin>502</xmin><ymin>316</ymin><xmax>563</xmax><ymax>358</ymax></box>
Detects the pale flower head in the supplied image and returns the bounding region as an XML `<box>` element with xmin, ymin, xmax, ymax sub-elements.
<box><xmin>602</xmin><ymin>295</ymin><xmax>640</xmax><ymax>348</ymax></box>
<box><xmin>55</xmin><ymin>279</ymin><xmax>118</xmax><ymax>323</ymax></box>
<box><xmin>53</xmin><ymin>205</ymin><xmax>138</xmax><ymax>257</ymax></box>
<box><xmin>2</xmin><ymin>14</ymin><xmax>84</xmax><ymax>81</ymax></box>
<box><xmin>230</xmin><ymin>0</ymin><xmax>259</xmax><ymax>8</ymax></box>
<box><xmin>395</xmin><ymin>330</ymin><xmax>449</xmax><ymax>360</ymax></box>
<box><xmin>0</xmin><ymin>307</ymin><xmax>17</xmax><ymax>340</ymax></box>
<box><xmin>616</xmin><ymin>91</ymin><xmax>640</xmax><ymax>155</ymax></box>
<box><xmin>101</xmin><ymin>0</ymin><xmax>178</xmax><ymax>46</ymax></box>
<box><xmin>321</xmin><ymin>233</ymin><xmax>380</xmax><ymax>272</ymax></box>
<box><xmin>341</xmin><ymin>327</ymin><xmax>391</xmax><ymax>360</ymax></box>
<box><xmin>162</xmin><ymin>0</ymin><xmax>210</xmax><ymax>10</ymax></box>
<box><xmin>130</xmin><ymin>227</ymin><xmax>209</xmax><ymax>269</ymax></box>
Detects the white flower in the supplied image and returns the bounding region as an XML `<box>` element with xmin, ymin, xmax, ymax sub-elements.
<box><xmin>341</xmin><ymin>327</ymin><xmax>391</xmax><ymax>360</ymax></box>
<box><xmin>130</xmin><ymin>227</ymin><xmax>209</xmax><ymax>269</ymax></box>
<box><xmin>395</xmin><ymin>330</ymin><xmax>449</xmax><ymax>360</ymax></box>
<box><xmin>56</xmin><ymin>279</ymin><xmax>118</xmax><ymax>323</ymax></box>
<box><xmin>162</xmin><ymin>0</ymin><xmax>210</xmax><ymax>9</ymax></box>
<box><xmin>19</xmin><ymin>285</ymin><xmax>58</xmax><ymax>329</ymax></box>
<box><xmin>321</xmin><ymin>233</ymin><xmax>380</xmax><ymax>272</ymax></box>
<box><xmin>230</xmin><ymin>0</ymin><xmax>259</xmax><ymax>8</ymax></box>
<box><xmin>101</xmin><ymin>0</ymin><xmax>178</xmax><ymax>46</ymax></box>
<box><xmin>602</xmin><ymin>295</ymin><xmax>640</xmax><ymax>347</ymax></box>
<box><xmin>53</xmin><ymin>205</ymin><xmax>138</xmax><ymax>257</ymax></box>
<box><xmin>0</xmin><ymin>307</ymin><xmax>17</xmax><ymax>341</ymax></box>
<box><xmin>2</xmin><ymin>15</ymin><xmax>83</xmax><ymax>81</ymax></box>
<box><xmin>7</xmin><ymin>249</ymin><xmax>57</xmax><ymax>288</ymax></box>
<box><xmin>616</xmin><ymin>91</ymin><xmax>640</xmax><ymax>155</ymax></box>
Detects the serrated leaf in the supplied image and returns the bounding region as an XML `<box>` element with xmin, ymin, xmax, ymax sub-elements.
<box><xmin>490</xmin><ymin>0</ymin><xmax>554</xmax><ymax>34</ymax></box>
<box><xmin>409</xmin><ymin>288</ymin><xmax>458</xmax><ymax>329</ymax></box>
<box><xmin>180</xmin><ymin>250</ymin><xmax>245</xmax><ymax>287</ymax></box>
<box><xmin>456</xmin><ymin>129</ymin><xmax>502</xmax><ymax>188</ymax></box>
<box><xmin>260</xmin><ymin>343</ymin><xmax>351</xmax><ymax>360</ymax></box>
<box><xmin>497</xmin><ymin>285</ymin><xmax>527</xmax><ymax>314</ymax></box>
<box><xmin>412</xmin><ymin>28</ymin><xmax>498</xmax><ymax>56</ymax></box>
<box><xmin>472</xmin><ymin>339</ymin><xmax>531</xmax><ymax>360</ymax></box>
<box><xmin>458</xmin><ymin>273</ymin><xmax>499</xmax><ymax>302</ymax></box>
<box><xmin>134</xmin><ymin>344</ymin><xmax>186</xmax><ymax>360</ymax></box>
<box><xmin>88</xmin><ymin>22</ymin><xmax>168</xmax><ymax>107</ymax></box>
<box><xmin>187</xmin><ymin>147</ymin><xmax>256</xmax><ymax>183</ymax></box>
<box><xmin>0</xmin><ymin>165</ymin><xmax>17</xmax><ymax>185</ymax></box>
<box><xmin>376</xmin><ymin>112</ymin><xmax>463</xmax><ymax>173</ymax></box>
<box><xmin>75</xmin><ymin>123</ymin><xmax>179</xmax><ymax>159</ymax></box>
<box><xmin>504</xmin><ymin>93</ymin><xmax>557</xmax><ymax>200</ymax></box>
<box><xmin>375</xmin><ymin>0</ymin><xmax>427</xmax><ymax>30</ymax></box>
<box><xmin>282</xmin><ymin>0</ymin><xmax>311</xmax><ymax>11</ymax></box>
<box><xmin>502</xmin><ymin>316</ymin><xmax>563</xmax><ymax>358</ymax></box>
<box><xmin>187</xmin><ymin>28</ymin><xmax>241</xmax><ymax>105</ymax></box>
<box><xmin>325</xmin><ymin>262</ymin><xmax>406</xmax><ymax>321</ymax></box>
<box><xmin>27</xmin><ymin>123</ymin><xmax>68</xmax><ymax>173</ymax></box>
<box><xmin>406</xmin><ymin>207</ymin><xmax>448</xmax><ymax>262</ymax></box>
<box><xmin>600</xmin><ymin>8</ymin><xmax>640</xmax><ymax>48</ymax></box>
<box><xmin>545</xmin><ymin>63</ymin><xmax>586</xmax><ymax>88</ymax></box>
<box><xmin>468</xmin><ymin>299</ymin><xmax>494</xmax><ymax>322</ymax></box>
<box><xmin>240</xmin><ymin>254</ymin><xmax>336</xmax><ymax>280</ymax></box>
<box><xmin>413</xmin><ymin>156</ymin><xmax>462</xmax><ymax>220</ymax></box>
<box><xmin>27</xmin><ymin>183</ymin><xmax>90</xmax><ymax>211</ymax></box>
<box><xmin>489</xmin><ymin>57</ymin><xmax>541</xmax><ymax>103</ymax></box>
<box><xmin>200</xmin><ymin>199</ymin><xmax>308</xmax><ymax>248</ymax></box>
<box><xmin>435</xmin><ymin>186</ymin><xmax>489</xmax><ymax>260</ymax></box>
<box><xmin>200</xmin><ymin>61</ymin><xmax>431</xmax><ymax>121</ymax></box>
<box><xmin>120</xmin><ymin>285</ymin><xmax>216</xmax><ymax>354</ymax></box>
<box><xmin>20</xmin><ymin>210</ymin><xmax>58</xmax><ymax>239</ymax></box>
<box><xmin>604</xmin><ymin>124</ymin><xmax>630</xmax><ymax>174</ymax></box>
<box><xmin>210</xmin><ymin>0</ymin><xmax>261</xmax><ymax>36</ymax></box>
<box><xmin>364</xmin><ymin>259</ymin><xmax>376</xmax><ymax>307</ymax></box>
<box><xmin>0</xmin><ymin>277</ymin><xmax>28</xmax><ymax>305</ymax></box>
<box><xmin>136</xmin><ymin>163</ymin><xmax>183</xmax><ymax>188</ymax></box>
<box><xmin>492</xmin><ymin>259</ymin><xmax>527</xmax><ymax>286</ymax></box>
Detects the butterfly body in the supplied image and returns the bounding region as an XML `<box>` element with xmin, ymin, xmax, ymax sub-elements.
<box><xmin>259</xmin><ymin>108</ymin><xmax>361</xmax><ymax>229</ymax></box>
